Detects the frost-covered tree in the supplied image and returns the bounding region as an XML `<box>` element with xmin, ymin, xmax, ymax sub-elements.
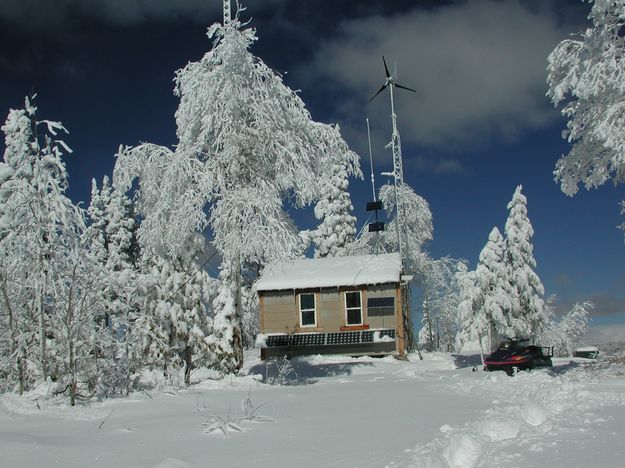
<box><xmin>504</xmin><ymin>186</ymin><xmax>546</xmax><ymax>340</ymax></box>
<box><xmin>419</xmin><ymin>297</ymin><xmax>435</xmax><ymax>352</ymax></box>
<box><xmin>0</xmin><ymin>97</ymin><xmax>85</xmax><ymax>391</ymax></box>
<box><xmin>547</xmin><ymin>0</ymin><xmax>625</xmax><ymax>197</ymax></box>
<box><xmin>379</xmin><ymin>182</ymin><xmax>433</xmax><ymax>273</ymax></box>
<box><xmin>312</xmin><ymin>151</ymin><xmax>361</xmax><ymax>257</ymax></box>
<box><xmin>86</xmin><ymin>176</ymin><xmax>141</xmax><ymax>394</ymax></box>
<box><xmin>136</xmin><ymin>236</ymin><xmax>217</xmax><ymax>385</ymax></box>
<box><xmin>240</xmin><ymin>282</ymin><xmax>259</xmax><ymax>349</ymax></box>
<box><xmin>456</xmin><ymin>263</ymin><xmax>483</xmax><ymax>356</ymax></box>
<box><xmin>475</xmin><ymin>227</ymin><xmax>517</xmax><ymax>352</ymax></box>
<box><xmin>539</xmin><ymin>299</ymin><xmax>592</xmax><ymax>357</ymax></box>
<box><xmin>49</xmin><ymin>237</ymin><xmax>107</xmax><ymax>406</ymax></box>
<box><xmin>114</xmin><ymin>12</ymin><xmax>358</xmax><ymax>373</ymax></box>
<box><xmin>456</xmin><ymin>228</ymin><xmax>515</xmax><ymax>358</ymax></box>
<box><xmin>418</xmin><ymin>257</ymin><xmax>462</xmax><ymax>352</ymax></box>
<box><xmin>351</xmin><ymin>182</ymin><xmax>432</xmax><ymax>272</ymax></box>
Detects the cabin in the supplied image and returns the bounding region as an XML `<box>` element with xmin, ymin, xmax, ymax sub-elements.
<box><xmin>255</xmin><ymin>252</ymin><xmax>407</xmax><ymax>359</ymax></box>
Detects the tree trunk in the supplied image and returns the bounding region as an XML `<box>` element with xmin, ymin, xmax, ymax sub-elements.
<box><xmin>424</xmin><ymin>297</ymin><xmax>434</xmax><ymax>352</ymax></box>
<box><xmin>478</xmin><ymin>335</ymin><xmax>485</xmax><ymax>366</ymax></box>
<box><xmin>1</xmin><ymin>278</ymin><xmax>24</xmax><ymax>393</ymax></box>
<box><xmin>232</xmin><ymin>255</ymin><xmax>244</xmax><ymax>372</ymax></box>
<box><xmin>184</xmin><ymin>346</ymin><xmax>192</xmax><ymax>386</ymax></box>
<box><xmin>38</xmin><ymin>280</ymin><xmax>48</xmax><ymax>381</ymax></box>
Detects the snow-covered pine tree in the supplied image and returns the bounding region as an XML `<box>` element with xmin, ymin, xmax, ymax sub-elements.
<box><xmin>539</xmin><ymin>299</ymin><xmax>592</xmax><ymax>357</ymax></box>
<box><xmin>419</xmin><ymin>296</ymin><xmax>435</xmax><ymax>352</ymax></box>
<box><xmin>547</xmin><ymin>0</ymin><xmax>625</xmax><ymax>199</ymax></box>
<box><xmin>312</xmin><ymin>147</ymin><xmax>361</xmax><ymax>258</ymax></box>
<box><xmin>136</xmin><ymin>236</ymin><xmax>216</xmax><ymax>385</ymax></box>
<box><xmin>210</xmin><ymin>260</ymin><xmax>243</xmax><ymax>375</ymax></box>
<box><xmin>378</xmin><ymin>182</ymin><xmax>433</xmax><ymax>274</ymax></box>
<box><xmin>504</xmin><ymin>185</ymin><xmax>546</xmax><ymax>340</ymax></box>
<box><xmin>456</xmin><ymin>263</ymin><xmax>483</xmax><ymax>356</ymax></box>
<box><xmin>475</xmin><ymin>227</ymin><xmax>516</xmax><ymax>352</ymax></box>
<box><xmin>417</xmin><ymin>257</ymin><xmax>462</xmax><ymax>352</ymax></box>
<box><xmin>240</xmin><ymin>281</ymin><xmax>259</xmax><ymax>349</ymax></box>
<box><xmin>352</xmin><ymin>182</ymin><xmax>432</xmax><ymax>270</ymax></box>
<box><xmin>87</xmin><ymin>177</ymin><xmax>110</xmax><ymax>265</ymax></box>
<box><xmin>114</xmin><ymin>10</ymin><xmax>359</xmax><ymax>373</ymax></box>
<box><xmin>86</xmin><ymin>176</ymin><xmax>141</xmax><ymax>394</ymax></box>
<box><xmin>49</xmin><ymin>235</ymin><xmax>107</xmax><ymax>406</ymax></box>
<box><xmin>0</xmin><ymin>97</ymin><xmax>86</xmax><ymax>391</ymax></box>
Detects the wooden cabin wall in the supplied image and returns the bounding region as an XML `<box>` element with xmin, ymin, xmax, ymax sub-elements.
<box><xmin>259</xmin><ymin>284</ymin><xmax>400</xmax><ymax>334</ymax></box>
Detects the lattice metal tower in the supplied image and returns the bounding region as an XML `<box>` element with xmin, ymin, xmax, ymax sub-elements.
<box><xmin>370</xmin><ymin>57</ymin><xmax>416</xmax><ymax>263</ymax></box>
<box><xmin>223</xmin><ymin>0</ymin><xmax>231</xmax><ymax>26</ymax></box>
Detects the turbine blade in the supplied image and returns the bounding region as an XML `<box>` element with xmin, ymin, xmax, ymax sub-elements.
<box><xmin>382</xmin><ymin>56</ymin><xmax>390</xmax><ymax>78</ymax></box>
<box><xmin>369</xmin><ymin>84</ymin><xmax>388</xmax><ymax>102</ymax></box>
<box><xmin>395</xmin><ymin>83</ymin><xmax>417</xmax><ymax>93</ymax></box>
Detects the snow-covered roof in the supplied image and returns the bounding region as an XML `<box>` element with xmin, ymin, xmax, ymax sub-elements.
<box><xmin>255</xmin><ymin>253</ymin><xmax>402</xmax><ymax>292</ymax></box>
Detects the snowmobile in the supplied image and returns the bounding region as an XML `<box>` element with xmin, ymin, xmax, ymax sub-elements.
<box><xmin>483</xmin><ymin>338</ymin><xmax>553</xmax><ymax>376</ymax></box>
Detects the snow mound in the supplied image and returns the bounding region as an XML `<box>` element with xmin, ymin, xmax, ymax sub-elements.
<box><xmin>151</xmin><ymin>458</ymin><xmax>191</xmax><ymax>468</ymax></box>
<box><xmin>442</xmin><ymin>433</ymin><xmax>483</xmax><ymax>468</ymax></box>
<box><xmin>519</xmin><ymin>402</ymin><xmax>549</xmax><ymax>427</ymax></box>
<box><xmin>474</xmin><ymin>416</ymin><xmax>520</xmax><ymax>441</ymax></box>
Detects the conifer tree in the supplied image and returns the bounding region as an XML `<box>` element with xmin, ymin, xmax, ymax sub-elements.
<box><xmin>0</xmin><ymin>97</ymin><xmax>85</xmax><ymax>389</ymax></box>
<box><xmin>504</xmin><ymin>185</ymin><xmax>546</xmax><ymax>340</ymax></box>
<box><xmin>312</xmin><ymin>152</ymin><xmax>361</xmax><ymax>257</ymax></box>
<box><xmin>0</xmin><ymin>97</ymin><xmax>104</xmax><ymax>402</ymax></box>
<box><xmin>87</xmin><ymin>176</ymin><xmax>141</xmax><ymax>394</ymax></box>
<box><xmin>136</xmin><ymin>235</ymin><xmax>216</xmax><ymax>385</ymax></box>
<box><xmin>475</xmin><ymin>227</ymin><xmax>516</xmax><ymax>351</ymax></box>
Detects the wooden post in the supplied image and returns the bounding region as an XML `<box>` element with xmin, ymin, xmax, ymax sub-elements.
<box><xmin>395</xmin><ymin>285</ymin><xmax>406</xmax><ymax>358</ymax></box>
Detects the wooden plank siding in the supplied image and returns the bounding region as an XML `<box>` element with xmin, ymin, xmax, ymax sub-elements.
<box><xmin>259</xmin><ymin>284</ymin><xmax>400</xmax><ymax>339</ymax></box>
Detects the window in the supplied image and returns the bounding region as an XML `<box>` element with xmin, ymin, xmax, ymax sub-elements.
<box><xmin>367</xmin><ymin>297</ymin><xmax>395</xmax><ymax>317</ymax></box>
<box><xmin>345</xmin><ymin>291</ymin><xmax>363</xmax><ymax>326</ymax></box>
<box><xmin>299</xmin><ymin>293</ymin><xmax>316</xmax><ymax>327</ymax></box>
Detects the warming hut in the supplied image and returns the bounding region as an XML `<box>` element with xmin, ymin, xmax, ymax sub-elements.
<box><xmin>255</xmin><ymin>253</ymin><xmax>406</xmax><ymax>359</ymax></box>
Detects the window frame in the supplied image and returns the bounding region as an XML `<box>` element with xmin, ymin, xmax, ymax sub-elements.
<box><xmin>298</xmin><ymin>292</ymin><xmax>317</xmax><ymax>328</ymax></box>
<box><xmin>366</xmin><ymin>296</ymin><xmax>396</xmax><ymax>317</ymax></box>
<box><xmin>344</xmin><ymin>290</ymin><xmax>363</xmax><ymax>326</ymax></box>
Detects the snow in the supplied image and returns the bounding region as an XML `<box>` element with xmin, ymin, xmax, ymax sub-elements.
<box><xmin>2</xmin><ymin>352</ymin><xmax>625</xmax><ymax>468</ymax></box>
<box><xmin>255</xmin><ymin>252</ymin><xmax>402</xmax><ymax>291</ymax></box>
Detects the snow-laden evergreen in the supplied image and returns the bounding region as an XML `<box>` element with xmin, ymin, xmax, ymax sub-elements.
<box><xmin>457</xmin><ymin>228</ymin><xmax>515</xmax><ymax>356</ymax></box>
<box><xmin>312</xmin><ymin>149</ymin><xmax>361</xmax><ymax>258</ymax></box>
<box><xmin>114</xmin><ymin>12</ymin><xmax>359</xmax><ymax>373</ymax></box>
<box><xmin>476</xmin><ymin>227</ymin><xmax>517</xmax><ymax>351</ymax></box>
<box><xmin>547</xmin><ymin>0</ymin><xmax>625</xmax><ymax>196</ymax></box>
<box><xmin>136</xmin><ymin>236</ymin><xmax>218</xmax><ymax>385</ymax></box>
<box><xmin>418</xmin><ymin>257</ymin><xmax>463</xmax><ymax>352</ymax></box>
<box><xmin>504</xmin><ymin>185</ymin><xmax>546</xmax><ymax>340</ymax></box>
<box><xmin>210</xmin><ymin>261</ymin><xmax>243</xmax><ymax>375</ymax></box>
<box><xmin>0</xmin><ymin>97</ymin><xmax>100</xmax><ymax>402</ymax></box>
<box><xmin>379</xmin><ymin>182</ymin><xmax>433</xmax><ymax>273</ymax></box>
<box><xmin>351</xmin><ymin>182</ymin><xmax>432</xmax><ymax>273</ymax></box>
<box><xmin>539</xmin><ymin>299</ymin><xmax>592</xmax><ymax>357</ymax></box>
<box><xmin>86</xmin><ymin>176</ymin><xmax>141</xmax><ymax>394</ymax></box>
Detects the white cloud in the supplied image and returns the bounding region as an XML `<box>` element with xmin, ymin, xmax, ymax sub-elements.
<box><xmin>582</xmin><ymin>324</ymin><xmax>625</xmax><ymax>345</ymax></box>
<box><xmin>301</xmin><ymin>0</ymin><xmax>581</xmax><ymax>151</ymax></box>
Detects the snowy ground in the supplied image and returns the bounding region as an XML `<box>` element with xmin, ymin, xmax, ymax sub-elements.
<box><xmin>1</xmin><ymin>352</ymin><xmax>624</xmax><ymax>468</ymax></box>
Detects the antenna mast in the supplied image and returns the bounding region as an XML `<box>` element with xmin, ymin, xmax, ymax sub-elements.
<box><xmin>366</xmin><ymin>118</ymin><xmax>377</xmax><ymax>202</ymax></box>
<box><xmin>223</xmin><ymin>0</ymin><xmax>231</xmax><ymax>26</ymax></box>
<box><xmin>369</xmin><ymin>57</ymin><xmax>416</xmax><ymax>263</ymax></box>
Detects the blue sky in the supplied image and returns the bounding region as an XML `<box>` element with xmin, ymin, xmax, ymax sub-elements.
<box><xmin>1</xmin><ymin>0</ymin><xmax>624</xmax><ymax>337</ymax></box>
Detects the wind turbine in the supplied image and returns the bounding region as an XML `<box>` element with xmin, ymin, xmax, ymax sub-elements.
<box><xmin>369</xmin><ymin>56</ymin><xmax>416</xmax><ymax>262</ymax></box>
